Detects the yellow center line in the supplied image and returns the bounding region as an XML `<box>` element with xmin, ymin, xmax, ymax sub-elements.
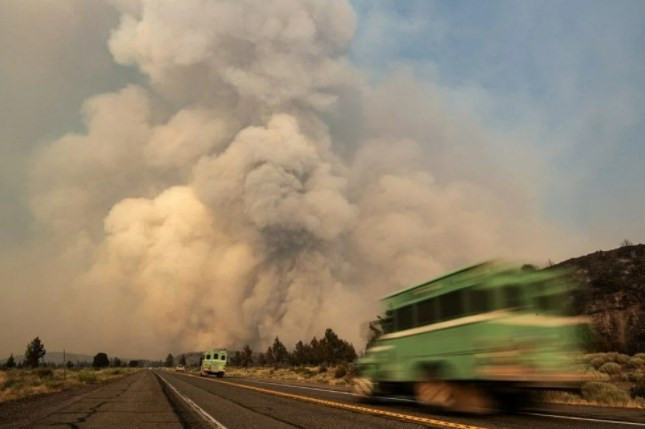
<box><xmin>179</xmin><ymin>372</ymin><xmax>487</xmax><ymax>429</ymax></box>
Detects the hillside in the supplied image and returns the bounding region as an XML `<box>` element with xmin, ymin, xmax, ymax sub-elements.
<box><xmin>552</xmin><ymin>243</ymin><xmax>645</xmax><ymax>354</ymax></box>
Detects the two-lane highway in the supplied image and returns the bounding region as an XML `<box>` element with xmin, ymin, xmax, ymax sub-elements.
<box><xmin>4</xmin><ymin>370</ymin><xmax>645</xmax><ymax>428</ymax></box>
<box><xmin>158</xmin><ymin>370</ymin><xmax>645</xmax><ymax>429</ymax></box>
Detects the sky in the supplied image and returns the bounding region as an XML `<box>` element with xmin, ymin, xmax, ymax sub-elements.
<box><xmin>0</xmin><ymin>0</ymin><xmax>643</xmax><ymax>360</ymax></box>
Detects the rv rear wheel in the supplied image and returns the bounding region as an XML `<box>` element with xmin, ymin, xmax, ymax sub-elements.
<box><xmin>414</xmin><ymin>381</ymin><xmax>456</xmax><ymax>409</ymax></box>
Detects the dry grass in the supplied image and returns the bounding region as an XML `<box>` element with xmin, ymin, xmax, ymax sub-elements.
<box><xmin>0</xmin><ymin>368</ymin><xmax>140</xmax><ymax>403</ymax></box>
<box><xmin>190</xmin><ymin>365</ymin><xmax>354</xmax><ymax>386</ymax></box>
<box><xmin>542</xmin><ymin>352</ymin><xmax>645</xmax><ymax>409</ymax></box>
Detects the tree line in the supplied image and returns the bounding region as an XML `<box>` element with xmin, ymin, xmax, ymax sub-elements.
<box><xmin>227</xmin><ymin>328</ymin><xmax>357</xmax><ymax>367</ymax></box>
<box><xmin>1</xmin><ymin>337</ymin><xmax>141</xmax><ymax>370</ymax></box>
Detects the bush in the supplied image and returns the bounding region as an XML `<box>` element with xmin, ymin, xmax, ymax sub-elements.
<box><xmin>584</xmin><ymin>369</ymin><xmax>610</xmax><ymax>381</ymax></box>
<box><xmin>78</xmin><ymin>371</ymin><xmax>97</xmax><ymax>384</ymax></box>
<box><xmin>629</xmin><ymin>357</ymin><xmax>645</xmax><ymax>368</ymax></box>
<box><xmin>631</xmin><ymin>383</ymin><xmax>645</xmax><ymax>399</ymax></box>
<box><xmin>318</xmin><ymin>365</ymin><xmax>328</xmax><ymax>374</ymax></box>
<box><xmin>582</xmin><ymin>382</ymin><xmax>630</xmax><ymax>404</ymax></box>
<box><xmin>45</xmin><ymin>380</ymin><xmax>64</xmax><ymax>389</ymax></box>
<box><xmin>333</xmin><ymin>366</ymin><xmax>347</xmax><ymax>379</ymax></box>
<box><xmin>36</xmin><ymin>368</ymin><xmax>53</xmax><ymax>379</ymax></box>
<box><xmin>614</xmin><ymin>354</ymin><xmax>631</xmax><ymax>365</ymax></box>
<box><xmin>590</xmin><ymin>356</ymin><xmax>609</xmax><ymax>369</ymax></box>
<box><xmin>629</xmin><ymin>371</ymin><xmax>644</xmax><ymax>383</ymax></box>
<box><xmin>598</xmin><ymin>362</ymin><xmax>621</xmax><ymax>375</ymax></box>
<box><xmin>107</xmin><ymin>369</ymin><xmax>122</xmax><ymax>375</ymax></box>
<box><xmin>634</xmin><ymin>353</ymin><xmax>645</xmax><ymax>361</ymax></box>
<box><xmin>2</xmin><ymin>377</ymin><xmax>21</xmax><ymax>390</ymax></box>
<box><xmin>294</xmin><ymin>367</ymin><xmax>315</xmax><ymax>378</ymax></box>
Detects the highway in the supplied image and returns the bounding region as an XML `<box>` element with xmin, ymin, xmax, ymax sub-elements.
<box><xmin>2</xmin><ymin>370</ymin><xmax>644</xmax><ymax>428</ymax></box>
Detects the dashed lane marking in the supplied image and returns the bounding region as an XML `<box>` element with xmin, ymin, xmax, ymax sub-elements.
<box><xmin>179</xmin><ymin>373</ymin><xmax>486</xmax><ymax>429</ymax></box>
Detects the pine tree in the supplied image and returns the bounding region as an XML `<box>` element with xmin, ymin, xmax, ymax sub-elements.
<box><xmin>270</xmin><ymin>337</ymin><xmax>289</xmax><ymax>365</ymax></box>
<box><xmin>179</xmin><ymin>354</ymin><xmax>186</xmax><ymax>366</ymax></box>
<box><xmin>24</xmin><ymin>337</ymin><xmax>46</xmax><ymax>368</ymax></box>
<box><xmin>165</xmin><ymin>353</ymin><xmax>175</xmax><ymax>367</ymax></box>
<box><xmin>5</xmin><ymin>354</ymin><xmax>16</xmax><ymax>369</ymax></box>
<box><xmin>241</xmin><ymin>345</ymin><xmax>253</xmax><ymax>367</ymax></box>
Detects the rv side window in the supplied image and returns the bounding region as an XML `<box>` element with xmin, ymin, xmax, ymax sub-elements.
<box><xmin>502</xmin><ymin>285</ymin><xmax>524</xmax><ymax>308</ymax></box>
<box><xmin>221</xmin><ymin>355</ymin><xmax>226</xmax><ymax>361</ymax></box>
<box><xmin>438</xmin><ymin>289</ymin><xmax>465</xmax><ymax>321</ymax></box>
<box><xmin>468</xmin><ymin>288</ymin><xmax>491</xmax><ymax>314</ymax></box>
<box><xmin>213</xmin><ymin>354</ymin><xmax>218</xmax><ymax>360</ymax></box>
<box><xmin>416</xmin><ymin>298</ymin><xmax>437</xmax><ymax>326</ymax></box>
<box><xmin>396</xmin><ymin>305</ymin><xmax>414</xmax><ymax>330</ymax></box>
<box><xmin>206</xmin><ymin>354</ymin><xmax>210</xmax><ymax>360</ymax></box>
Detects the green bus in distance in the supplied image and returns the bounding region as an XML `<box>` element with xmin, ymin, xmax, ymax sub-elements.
<box><xmin>201</xmin><ymin>348</ymin><xmax>227</xmax><ymax>378</ymax></box>
<box><xmin>354</xmin><ymin>261</ymin><xmax>589</xmax><ymax>413</ymax></box>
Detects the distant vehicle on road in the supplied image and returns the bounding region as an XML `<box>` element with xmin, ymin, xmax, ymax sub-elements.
<box><xmin>175</xmin><ymin>365</ymin><xmax>185</xmax><ymax>372</ymax></box>
<box><xmin>201</xmin><ymin>349</ymin><xmax>227</xmax><ymax>378</ymax></box>
<box><xmin>354</xmin><ymin>261</ymin><xmax>589</xmax><ymax>413</ymax></box>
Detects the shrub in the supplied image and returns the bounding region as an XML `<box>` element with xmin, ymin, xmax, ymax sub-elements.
<box><xmin>584</xmin><ymin>369</ymin><xmax>610</xmax><ymax>381</ymax></box>
<box><xmin>294</xmin><ymin>367</ymin><xmax>315</xmax><ymax>378</ymax></box>
<box><xmin>598</xmin><ymin>362</ymin><xmax>621</xmax><ymax>375</ymax></box>
<box><xmin>590</xmin><ymin>356</ymin><xmax>609</xmax><ymax>369</ymax></box>
<box><xmin>582</xmin><ymin>382</ymin><xmax>630</xmax><ymax>404</ymax></box>
<box><xmin>629</xmin><ymin>358</ymin><xmax>645</xmax><ymax>368</ymax></box>
<box><xmin>345</xmin><ymin>363</ymin><xmax>358</xmax><ymax>378</ymax></box>
<box><xmin>629</xmin><ymin>371</ymin><xmax>644</xmax><ymax>383</ymax></box>
<box><xmin>45</xmin><ymin>380</ymin><xmax>64</xmax><ymax>389</ymax></box>
<box><xmin>36</xmin><ymin>368</ymin><xmax>53</xmax><ymax>379</ymax></box>
<box><xmin>318</xmin><ymin>365</ymin><xmax>328</xmax><ymax>374</ymax></box>
<box><xmin>77</xmin><ymin>371</ymin><xmax>97</xmax><ymax>384</ymax></box>
<box><xmin>634</xmin><ymin>353</ymin><xmax>645</xmax><ymax>361</ymax></box>
<box><xmin>107</xmin><ymin>369</ymin><xmax>122</xmax><ymax>375</ymax></box>
<box><xmin>614</xmin><ymin>354</ymin><xmax>631</xmax><ymax>365</ymax></box>
<box><xmin>333</xmin><ymin>366</ymin><xmax>347</xmax><ymax>379</ymax></box>
<box><xmin>631</xmin><ymin>383</ymin><xmax>645</xmax><ymax>399</ymax></box>
<box><xmin>2</xmin><ymin>377</ymin><xmax>21</xmax><ymax>390</ymax></box>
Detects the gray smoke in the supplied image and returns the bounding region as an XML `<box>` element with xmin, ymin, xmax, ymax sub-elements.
<box><xmin>21</xmin><ymin>0</ymin><xmax>576</xmax><ymax>357</ymax></box>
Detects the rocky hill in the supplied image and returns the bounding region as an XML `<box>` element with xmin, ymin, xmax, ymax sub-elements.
<box><xmin>552</xmin><ymin>243</ymin><xmax>645</xmax><ymax>354</ymax></box>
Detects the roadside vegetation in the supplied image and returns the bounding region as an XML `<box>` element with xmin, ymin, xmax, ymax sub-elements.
<box><xmin>542</xmin><ymin>352</ymin><xmax>645</xmax><ymax>408</ymax></box>
<box><xmin>0</xmin><ymin>337</ymin><xmax>141</xmax><ymax>403</ymax></box>
<box><xmin>0</xmin><ymin>367</ymin><xmax>140</xmax><ymax>402</ymax></box>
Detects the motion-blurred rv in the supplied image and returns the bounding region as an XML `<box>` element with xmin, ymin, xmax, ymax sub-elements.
<box><xmin>201</xmin><ymin>349</ymin><xmax>227</xmax><ymax>378</ymax></box>
<box><xmin>354</xmin><ymin>261</ymin><xmax>589</xmax><ymax>413</ymax></box>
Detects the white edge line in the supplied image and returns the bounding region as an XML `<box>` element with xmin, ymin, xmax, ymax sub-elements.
<box><xmin>157</xmin><ymin>372</ymin><xmax>228</xmax><ymax>429</ymax></box>
<box><xmin>523</xmin><ymin>412</ymin><xmax>645</xmax><ymax>427</ymax></box>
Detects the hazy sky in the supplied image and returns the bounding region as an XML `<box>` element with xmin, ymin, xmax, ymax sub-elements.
<box><xmin>1</xmin><ymin>0</ymin><xmax>643</xmax><ymax>359</ymax></box>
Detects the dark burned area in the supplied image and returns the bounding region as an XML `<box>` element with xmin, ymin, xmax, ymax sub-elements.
<box><xmin>552</xmin><ymin>244</ymin><xmax>645</xmax><ymax>354</ymax></box>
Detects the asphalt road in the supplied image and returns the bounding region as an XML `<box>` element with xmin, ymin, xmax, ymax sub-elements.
<box><xmin>0</xmin><ymin>371</ymin><xmax>183</xmax><ymax>429</ymax></box>
<box><xmin>157</xmin><ymin>371</ymin><xmax>645</xmax><ymax>429</ymax></box>
<box><xmin>3</xmin><ymin>370</ymin><xmax>645</xmax><ymax>428</ymax></box>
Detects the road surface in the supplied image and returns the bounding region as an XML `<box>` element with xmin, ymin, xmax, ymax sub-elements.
<box><xmin>2</xmin><ymin>370</ymin><xmax>644</xmax><ymax>428</ymax></box>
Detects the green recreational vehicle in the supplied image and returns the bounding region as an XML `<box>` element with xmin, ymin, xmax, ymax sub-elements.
<box><xmin>200</xmin><ymin>349</ymin><xmax>227</xmax><ymax>378</ymax></box>
<box><xmin>354</xmin><ymin>261</ymin><xmax>589</xmax><ymax>412</ymax></box>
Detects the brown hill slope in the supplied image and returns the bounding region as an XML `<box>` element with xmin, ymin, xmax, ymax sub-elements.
<box><xmin>552</xmin><ymin>244</ymin><xmax>645</xmax><ymax>354</ymax></box>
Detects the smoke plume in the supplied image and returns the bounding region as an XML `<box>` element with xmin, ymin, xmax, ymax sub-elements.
<box><xmin>21</xmin><ymin>0</ymin><xmax>570</xmax><ymax>357</ymax></box>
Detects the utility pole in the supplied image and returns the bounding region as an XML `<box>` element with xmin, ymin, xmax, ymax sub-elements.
<box><xmin>63</xmin><ymin>349</ymin><xmax>66</xmax><ymax>380</ymax></box>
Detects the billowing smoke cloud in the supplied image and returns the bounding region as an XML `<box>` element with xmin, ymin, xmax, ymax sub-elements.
<box><xmin>22</xmin><ymin>0</ymin><xmax>571</xmax><ymax>357</ymax></box>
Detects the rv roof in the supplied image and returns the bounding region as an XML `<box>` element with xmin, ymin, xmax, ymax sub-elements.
<box><xmin>380</xmin><ymin>261</ymin><xmax>495</xmax><ymax>301</ymax></box>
